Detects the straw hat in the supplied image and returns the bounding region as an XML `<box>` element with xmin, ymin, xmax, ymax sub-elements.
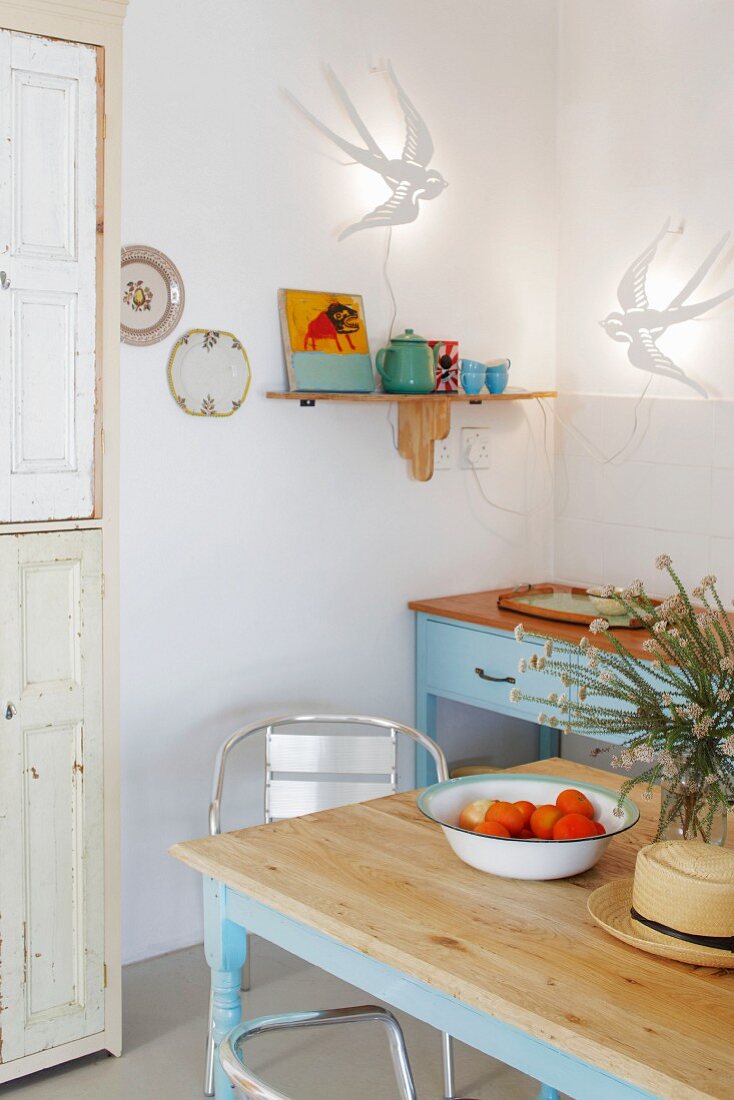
<box><xmin>588</xmin><ymin>840</ymin><xmax>734</xmax><ymax>967</ymax></box>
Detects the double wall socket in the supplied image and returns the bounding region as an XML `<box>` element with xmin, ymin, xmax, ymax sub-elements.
<box><xmin>461</xmin><ymin>427</ymin><xmax>491</xmax><ymax>469</ymax></box>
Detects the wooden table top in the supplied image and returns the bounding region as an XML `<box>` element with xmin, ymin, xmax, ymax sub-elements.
<box><xmin>409</xmin><ymin>586</ymin><xmax>660</xmax><ymax>660</ymax></box>
<box><xmin>172</xmin><ymin>759</ymin><xmax>734</xmax><ymax>1100</ymax></box>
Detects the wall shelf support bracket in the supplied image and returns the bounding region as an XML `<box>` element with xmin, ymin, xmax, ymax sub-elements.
<box><xmin>397</xmin><ymin>397</ymin><xmax>450</xmax><ymax>482</ymax></box>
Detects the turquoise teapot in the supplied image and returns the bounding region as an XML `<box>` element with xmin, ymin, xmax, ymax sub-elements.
<box><xmin>376</xmin><ymin>329</ymin><xmax>438</xmax><ymax>394</ymax></box>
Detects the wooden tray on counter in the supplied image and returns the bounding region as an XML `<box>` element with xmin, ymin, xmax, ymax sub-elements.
<box><xmin>496</xmin><ymin>584</ymin><xmax>650</xmax><ymax>629</ymax></box>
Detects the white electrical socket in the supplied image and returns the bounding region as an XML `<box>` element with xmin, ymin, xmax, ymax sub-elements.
<box><xmin>434</xmin><ymin>435</ymin><xmax>453</xmax><ymax>470</ymax></box>
<box><xmin>461</xmin><ymin>427</ymin><xmax>491</xmax><ymax>469</ymax></box>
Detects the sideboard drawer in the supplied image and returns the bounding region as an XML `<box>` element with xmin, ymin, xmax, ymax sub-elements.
<box><xmin>424</xmin><ymin>619</ymin><xmax>555</xmax><ymax>722</ymax></box>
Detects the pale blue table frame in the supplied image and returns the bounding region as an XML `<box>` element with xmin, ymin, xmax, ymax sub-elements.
<box><xmin>203</xmin><ymin>875</ymin><xmax>658</xmax><ymax>1100</ymax></box>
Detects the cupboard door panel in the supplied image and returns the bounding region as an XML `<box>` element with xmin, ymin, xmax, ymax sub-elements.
<box><xmin>20</xmin><ymin>557</ymin><xmax>82</xmax><ymax>693</ymax></box>
<box><xmin>22</xmin><ymin>721</ymin><xmax>85</xmax><ymax>1021</ymax></box>
<box><xmin>0</xmin><ymin>530</ymin><xmax>103</xmax><ymax>1063</ymax></box>
<box><xmin>12</xmin><ymin>289</ymin><xmax>77</xmax><ymax>474</ymax></box>
<box><xmin>13</xmin><ymin>69</ymin><xmax>77</xmax><ymax>261</ymax></box>
<box><xmin>0</xmin><ymin>32</ymin><xmax>98</xmax><ymax>522</ymax></box>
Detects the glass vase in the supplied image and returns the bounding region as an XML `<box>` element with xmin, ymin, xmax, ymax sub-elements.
<box><xmin>660</xmin><ymin>767</ymin><xmax>728</xmax><ymax>845</ymax></box>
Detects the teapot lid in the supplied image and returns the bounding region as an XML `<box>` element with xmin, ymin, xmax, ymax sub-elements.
<box><xmin>391</xmin><ymin>327</ymin><xmax>428</xmax><ymax>344</ymax></box>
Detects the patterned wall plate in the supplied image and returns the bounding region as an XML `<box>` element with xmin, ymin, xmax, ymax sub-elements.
<box><xmin>168</xmin><ymin>330</ymin><xmax>251</xmax><ymax>417</ymax></box>
<box><xmin>121</xmin><ymin>245</ymin><xmax>185</xmax><ymax>346</ymax></box>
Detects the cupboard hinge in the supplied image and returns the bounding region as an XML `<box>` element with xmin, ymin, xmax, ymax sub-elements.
<box><xmin>101</xmin><ymin>573</ymin><xmax>106</xmax><ymax>599</ymax></box>
<box><xmin>103</xmin><ymin>963</ymin><xmax>108</xmax><ymax>988</ymax></box>
<box><xmin>22</xmin><ymin>922</ymin><xmax>27</xmax><ymax>984</ymax></box>
<box><xmin>103</xmin><ymin>114</ymin><xmax>107</xmax><ymax>140</ymax></box>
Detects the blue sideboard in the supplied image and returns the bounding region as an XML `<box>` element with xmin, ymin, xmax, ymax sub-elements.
<box><xmin>410</xmin><ymin>589</ymin><xmax>656</xmax><ymax>787</ymax></box>
<box><xmin>414</xmin><ymin>611</ymin><xmax>562</xmax><ymax>786</ymax></box>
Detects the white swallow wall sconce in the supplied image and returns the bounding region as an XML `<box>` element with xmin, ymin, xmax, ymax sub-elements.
<box><xmin>286</xmin><ymin>62</ymin><xmax>447</xmax><ymax>240</ymax></box>
<box><xmin>600</xmin><ymin>218</ymin><xmax>734</xmax><ymax>397</ymax></box>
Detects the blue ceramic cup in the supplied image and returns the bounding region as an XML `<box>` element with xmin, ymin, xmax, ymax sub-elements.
<box><xmin>485</xmin><ymin>358</ymin><xmax>510</xmax><ymax>394</ymax></box>
<box><xmin>460</xmin><ymin>358</ymin><xmax>486</xmax><ymax>395</ymax></box>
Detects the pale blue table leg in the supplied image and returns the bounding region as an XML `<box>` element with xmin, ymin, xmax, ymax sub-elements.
<box><xmin>537</xmin><ymin>1086</ymin><xmax>561</xmax><ymax>1100</ymax></box>
<box><xmin>204</xmin><ymin>876</ymin><xmax>247</xmax><ymax>1098</ymax></box>
<box><xmin>538</xmin><ymin>723</ymin><xmax>560</xmax><ymax>760</ymax></box>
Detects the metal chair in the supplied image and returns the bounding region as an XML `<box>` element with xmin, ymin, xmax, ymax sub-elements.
<box><xmin>219</xmin><ymin>1005</ymin><xmax>418</xmax><ymax>1100</ymax></box>
<box><xmin>204</xmin><ymin>714</ymin><xmax>458</xmax><ymax>1100</ymax></box>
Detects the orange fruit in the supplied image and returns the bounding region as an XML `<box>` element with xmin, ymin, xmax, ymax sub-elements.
<box><xmin>552</xmin><ymin>813</ymin><xmax>598</xmax><ymax>840</ymax></box>
<box><xmin>513</xmin><ymin>800</ymin><xmax>537</xmax><ymax>828</ymax></box>
<box><xmin>485</xmin><ymin>801</ymin><xmax>525</xmax><ymax>837</ymax></box>
<box><xmin>555</xmin><ymin>788</ymin><xmax>595</xmax><ymax>820</ymax></box>
<box><xmin>474</xmin><ymin>820</ymin><xmax>511</xmax><ymax>837</ymax></box>
<box><xmin>530</xmin><ymin>804</ymin><xmax>564</xmax><ymax>839</ymax></box>
<box><xmin>591</xmin><ymin>820</ymin><xmax>606</xmax><ymax>835</ymax></box>
<box><xmin>518</xmin><ymin>828</ymin><xmax>535</xmax><ymax>839</ymax></box>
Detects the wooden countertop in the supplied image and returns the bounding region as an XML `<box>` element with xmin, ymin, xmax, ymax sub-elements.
<box><xmin>409</xmin><ymin>585</ymin><xmax>658</xmax><ymax>659</ymax></box>
<box><xmin>172</xmin><ymin>758</ymin><xmax>734</xmax><ymax>1100</ymax></box>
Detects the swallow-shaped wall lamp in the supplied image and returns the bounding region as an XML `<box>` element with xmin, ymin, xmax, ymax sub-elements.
<box><xmin>600</xmin><ymin>218</ymin><xmax>734</xmax><ymax>397</ymax></box>
<box><xmin>286</xmin><ymin>62</ymin><xmax>447</xmax><ymax>240</ymax></box>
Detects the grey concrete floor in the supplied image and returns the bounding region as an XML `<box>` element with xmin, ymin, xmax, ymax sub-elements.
<box><xmin>2</xmin><ymin>940</ymin><xmax>569</xmax><ymax>1099</ymax></box>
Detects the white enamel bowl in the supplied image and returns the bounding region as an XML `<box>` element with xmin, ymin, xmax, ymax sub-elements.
<box><xmin>417</xmin><ymin>774</ymin><xmax>639</xmax><ymax>880</ymax></box>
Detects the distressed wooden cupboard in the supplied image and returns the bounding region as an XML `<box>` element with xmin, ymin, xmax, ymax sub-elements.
<box><xmin>0</xmin><ymin>0</ymin><xmax>126</xmax><ymax>1083</ymax></box>
<box><xmin>0</xmin><ymin>531</ymin><xmax>104</xmax><ymax>1062</ymax></box>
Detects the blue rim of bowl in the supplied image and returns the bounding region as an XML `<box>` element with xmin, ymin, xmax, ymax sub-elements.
<box><xmin>417</xmin><ymin>772</ymin><xmax>641</xmax><ymax>844</ymax></box>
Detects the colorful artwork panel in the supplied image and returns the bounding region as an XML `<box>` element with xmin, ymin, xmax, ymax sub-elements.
<box><xmin>279</xmin><ymin>289</ymin><xmax>374</xmax><ymax>392</ymax></box>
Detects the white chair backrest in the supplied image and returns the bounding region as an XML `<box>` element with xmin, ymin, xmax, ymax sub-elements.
<box><xmin>265</xmin><ymin>725</ymin><xmax>397</xmax><ymax>822</ymax></box>
<box><xmin>209</xmin><ymin>713</ymin><xmax>449</xmax><ymax>836</ymax></box>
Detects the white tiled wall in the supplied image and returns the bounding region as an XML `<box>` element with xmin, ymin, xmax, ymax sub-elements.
<box><xmin>554</xmin><ymin>394</ymin><xmax>734</xmax><ymax>598</ymax></box>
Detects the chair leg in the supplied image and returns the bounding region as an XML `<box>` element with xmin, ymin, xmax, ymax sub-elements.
<box><xmin>204</xmin><ymin>991</ymin><xmax>215</xmax><ymax>1097</ymax></box>
<box><xmin>240</xmin><ymin>932</ymin><xmax>251</xmax><ymax>991</ymax></box>
<box><xmin>220</xmin><ymin>1006</ymin><xmax>418</xmax><ymax>1100</ymax></box>
<box><xmin>441</xmin><ymin>1031</ymin><xmax>455</xmax><ymax>1099</ymax></box>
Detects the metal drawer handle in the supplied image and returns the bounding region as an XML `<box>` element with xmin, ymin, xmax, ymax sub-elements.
<box><xmin>5</xmin><ymin>702</ymin><xmax>16</xmax><ymax>719</ymax></box>
<box><xmin>0</xmin><ymin>271</ymin><xmax>10</xmax><ymax>290</ymax></box>
<box><xmin>475</xmin><ymin>667</ymin><xmax>516</xmax><ymax>685</ymax></box>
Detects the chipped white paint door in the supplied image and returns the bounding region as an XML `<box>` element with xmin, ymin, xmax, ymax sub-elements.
<box><xmin>0</xmin><ymin>32</ymin><xmax>98</xmax><ymax>521</ymax></box>
<box><xmin>0</xmin><ymin>530</ymin><xmax>104</xmax><ymax>1063</ymax></box>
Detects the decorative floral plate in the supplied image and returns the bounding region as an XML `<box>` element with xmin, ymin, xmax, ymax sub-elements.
<box><xmin>120</xmin><ymin>245</ymin><xmax>185</xmax><ymax>346</ymax></box>
<box><xmin>167</xmin><ymin>330</ymin><xmax>251</xmax><ymax>417</ymax></box>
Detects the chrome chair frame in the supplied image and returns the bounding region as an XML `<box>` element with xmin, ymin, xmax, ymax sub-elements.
<box><xmin>219</xmin><ymin>1005</ymin><xmax>418</xmax><ymax>1100</ymax></box>
<box><xmin>204</xmin><ymin>714</ymin><xmax>457</xmax><ymax>1100</ymax></box>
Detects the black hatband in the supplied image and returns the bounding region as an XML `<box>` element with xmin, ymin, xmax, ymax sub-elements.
<box><xmin>630</xmin><ymin>907</ymin><xmax>734</xmax><ymax>952</ymax></box>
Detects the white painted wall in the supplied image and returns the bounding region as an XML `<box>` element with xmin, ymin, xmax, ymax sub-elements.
<box><xmin>120</xmin><ymin>0</ymin><xmax>559</xmax><ymax>962</ymax></box>
<box><xmin>554</xmin><ymin>1</ymin><xmax>734</xmax><ymax>597</ymax></box>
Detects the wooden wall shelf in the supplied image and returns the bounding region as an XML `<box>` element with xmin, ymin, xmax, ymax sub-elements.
<box><xmin>266</xmin><ymin>390</ymin><xmax>557</xmax><ymax>481</ymax></box>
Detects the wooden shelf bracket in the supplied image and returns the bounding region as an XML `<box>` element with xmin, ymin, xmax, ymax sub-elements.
<box><xmin>398</xmin><ymin>397</ymin><xmax>450</xmax><ymax>481</ymax></box>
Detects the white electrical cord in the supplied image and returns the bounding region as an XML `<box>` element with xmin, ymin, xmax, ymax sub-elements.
<box><xmin>382</xmin><ymin>226</ymin><xmax>402</xmax><ymax>450</ymax></box>
<box><xmin>539</xmin><ymin>373</ymin><xmax>654</xmax><ymax>467</ymax></box>
<box><xmin>383</xmin><ymin>226</ymin><xmax>398</xmax><ymax>342</ymax></box>
<box><xmin>467</xmin><ymin>398</ymin><xmax>555</xmax><ymax>515</ymax></box>
<box><xmin>469</xmin><ymin>373</ymin><xmax>654</xmax><ymax>517</ymax></box>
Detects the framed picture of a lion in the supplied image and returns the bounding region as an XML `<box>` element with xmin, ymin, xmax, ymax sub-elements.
<box><xmin>278</xmin><ymin>288</ymin><xmax>375</xmax><ymax>392</ymax></box>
